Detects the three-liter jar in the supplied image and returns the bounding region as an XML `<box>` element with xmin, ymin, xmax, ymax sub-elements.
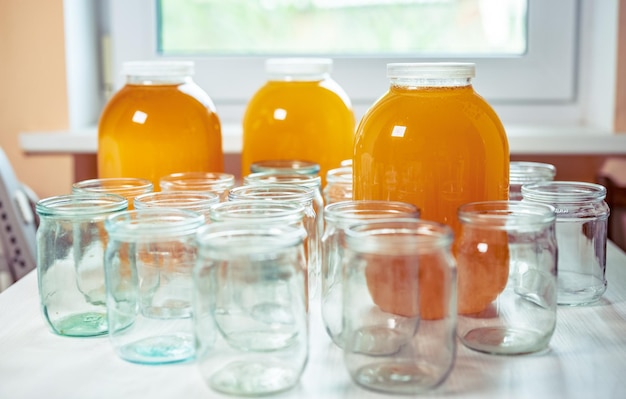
<box><xmin>353</xmin><ymin>62</ymin><xmax>509</xmax><ymax>316</ymax></box>
<box><xmin>98</xmin><ymin>61</ymin><xmax>224</xmax><ymax>188</ymax></box>
<box><xmin>242</xmin><ymin>58</ymin><xmax>355</xmax><ymax>185</ymax></box>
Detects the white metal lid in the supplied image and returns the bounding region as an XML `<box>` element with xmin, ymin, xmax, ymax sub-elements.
<box><xmin>387</xmin><ymin>62</ymin><xmax>476</xmax><ymax>79</ymax></box>
<box><xmin>122</xmin><ymin>61</ymin><xmax>194</xmax><ymax>77</ymax></box>
<box><xmin>265</xmin><ymin>58</ymin><xmax>333</xmax><ymax>79</ymax></box>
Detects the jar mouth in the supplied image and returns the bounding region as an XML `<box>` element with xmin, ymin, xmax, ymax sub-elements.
<box><xmin>210</xmin><ymin>200</ymin><xmax>305</xmax><ymax>223</ymax></box>
<box><xmin>521</xmin><ymin>181</ymin><xmax>607</xmax><ymax>203</ymax></box>
<box><xmin>458</xmin><ymin>201</ymin><xmax>556</xmax><ymax>227</ymax></box>
<box><xmin>509</xmin><ymin>162</ymin><xmax>556</xmax><ymax>184</ymax></box>
<box><xmin>244</xmin><ymin>173</ymin><xmax>322</xmax><ymax>188</ymax></box>
<box><xmin>325</xmin><ymin>200</ymin><xmax>420</xmax><ymax>225</ymax></box>
<box><xmin>250</xmin><ymin>159</ymin><xmax>321</xmax><ymax>175</ymax></box>
<box><xmin>134</xmin><ymin>191</ymin><xmax>220</xmax><ymax>210</ymax></box>
<box><xmin>344</xmin><ymin>218</ymin><xmax>453</xmax><ymax>255</ymax></box>
<box><xmin>36</xmin><ymin>193</ymin><xmax>128</xmax><ymax>217</ymax></box>
<box><xmin>196</xmin><ymin>222</ymin><xmax>307</xmax><ymax>253</ymax></box>
<box><xmin>326</xmin><ymin>166</ymin><xmax>352</xmax><ymax>184</ymax></box>
<box><xmin>72</xmin><ymin>177</ymin><xmax>154</xmax><ymax>197</ymax></box>
<box><xmin>228</xmin><ymin>184</ymin><xmax>317</xmax><ymax>202</ymax></box>
<box><xmin>105</xmin><ymin>209</ymin><xmax>205</xmax><ymax>239</ymax></box>
<box><xmin>160</xmin><ymin>172</ymin><xmax>236</xmax><ymax>191</ymax></box>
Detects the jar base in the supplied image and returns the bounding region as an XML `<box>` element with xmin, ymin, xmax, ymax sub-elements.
<box><xmin>461</xmin><ymin>327</ymin><xmax>551</xmax><ymax>355</ymax></box>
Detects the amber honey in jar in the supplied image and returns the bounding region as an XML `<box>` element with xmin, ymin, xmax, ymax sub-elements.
<box><xmin>98</xmin><ymin>61</ymin><xmax>223</xmax><ymax>189</ymax></box>
<box><xmin>353</xmin><ymin>63</ymin><xmax>509</xmax><ymax>317</ymax></box>
<box><xmin>242</xmin><ymin>58</ymin><xmax>355</xmax><ymax>186</ymax></box>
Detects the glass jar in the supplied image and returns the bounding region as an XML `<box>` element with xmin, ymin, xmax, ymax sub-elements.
<box><xmin>104</xmin><ymin>208</ymin><xmax>205</xmax><ymax>364</ymax></box>
<box><xmin>456</xmin><ymin>201</ymin><xmax>558</xmax><ymax>355</ymax></box>
<box><xmin>159</xmin><ymin>172</ymin><xmax>236</xmax><ymax>202</ymax></box>
<box><xmin>342</xmin><ymin>219</ymin><xmax>456</xmax><ymax>394</ymax></box>
<box><xmin>353</xmin><ymin>62</ymin><xmax>509</xmax><ymax>234</ymax></box>
<box><xmin>509</xmin><ymin>161</ymin><xmax>556</xmax><ymax>201</ymax></box>
<box><xmin>353</xmin><ymin>63</ymin><xmax>509</xmax><ymax>313</ymax></box>
<box><xmin>35</xmin><ymin>193</ymin><xmax>128</xmax><ymax>337</ymax></box>
<box><xmin>193</xmin><ymin>222</ymin><xmax>308</xmax><ymax>396</ymax></box>
<box><xmin>321</xmin><ymin>200</ymin><xmax>420</xmax><ymax>348</ymax></box>
<box><xmin>323</xmin><ymin>166</ymin><xmax>353</xmax><ymax>204</ymax></box>
<box><xmin>522</xmin><ymin>181</ymin><xmax>610</xmax><ymax>306</ymax></box>
<box><xmin>243</xmin><ymin>171</ymin><xmax>324</xmax><ymax>230</ymax></box>
<box><xmin>242</xmin><ymin>58</ymin><xmax>355</xmax><ymax>186</ymax></box>
<box><xmin>98</xmin><ymin>61</ymin><xmax>224</xmax><ymax>188</ymax></box>
<box><xmin>228</xmin><ymin>184</ymin><xmax>320</xmax><ymax>302</ymax></box>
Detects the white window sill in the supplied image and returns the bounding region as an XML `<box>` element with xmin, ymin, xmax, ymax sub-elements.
<box><xmin>19</xmin><ymin>124</ymin><xmax>626</xmax><ymax>156</ymax></box>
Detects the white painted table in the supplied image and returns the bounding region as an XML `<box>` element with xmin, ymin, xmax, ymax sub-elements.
<box><xmin>1</xmin><ymin>242</ymin><xmax>626</xmax><ymax>399</ymax></box>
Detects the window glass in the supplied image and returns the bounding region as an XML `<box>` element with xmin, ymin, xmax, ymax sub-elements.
<box><xmin>157</xmin><ymin>0</ymin><xmax>527</xmax><ymax>56</ymax></box>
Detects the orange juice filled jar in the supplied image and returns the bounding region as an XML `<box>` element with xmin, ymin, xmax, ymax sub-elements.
<box><xmin>98</xmin><ymin>61</ymin><xmax>224</xmax><ymax>189</ymax></box>
<box><xmin>353</xmin><ymin>63</ymin><xmax>509</xmax><ymax>317</ymax></box>
<box><xmin>242</xmin><ymin>58</ymin><xmax>355</xmax><ymax>185</ymax></box>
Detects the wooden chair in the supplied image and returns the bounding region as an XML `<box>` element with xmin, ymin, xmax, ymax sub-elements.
<box><xmin>597</xmin><ymin>157</ymin><xmax>626</xmax><ymax>251</ymax></box>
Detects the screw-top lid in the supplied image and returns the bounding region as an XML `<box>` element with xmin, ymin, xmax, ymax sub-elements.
<box><xmin>265</xmin><ymin>58</ymin><xmax>332</xmax><ymax>80</ymax></box>
<box><xmin>387</xmin><ymin>62</ymin><xmax>475</xmax><ymax>79</ymax></box>
<box><xmin>122</xmin><ymin>61</ymin><xmax>194</xmax><ymax>77</ymax></box>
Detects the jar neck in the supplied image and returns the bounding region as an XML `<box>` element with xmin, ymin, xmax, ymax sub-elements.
<box><xmin>389</xmin><ymin>77</ymin><xmax>472</xmax><ymax>89</ymax></box>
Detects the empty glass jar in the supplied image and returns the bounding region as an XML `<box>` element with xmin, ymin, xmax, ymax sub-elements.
<box><xmin>509</xmin><ymin>161</ymin><xmax>556</xmax><ymax>201</ymax></box>
<box><xmin>36</xmin><ymin>193</ymin><xmax>128</xmax><ymax>337</ymax></box>
<box><xmin>522</xmin><ymin>181</ymin><xmax>610</xmax><ymax>306</ymax></box>
<box><xmin>104</xmin><ymin>208</ymin><xmax>205</xmax><ymax>364</ymax></box>
<box><xmin>456</xmin><ymin>201</ymin><xmax>558</xmax><ymax>355</ymax></box>
<box><xmin>193</xmin><ymin>222</ymin><xmax>308</xmax><ymax>396</ymax></box>
<box><xmin>342</xmin><ymin>219</ymin><xmax>457</xmax><ymax>395</ymax></box>
<box><xmin>321</xmin><ymin>200</ymin><xmax>420</xmax><ymax>348</ymax></box>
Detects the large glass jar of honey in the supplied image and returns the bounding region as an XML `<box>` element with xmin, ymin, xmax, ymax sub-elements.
<box><xmin>98</xmin><ymin>61</ymin><xmax>224</xmax><ymax>189</ymax></box>
<box><xmin>353</xmin><ymin>63</ymin><xmax>509</xmax><ymax>317</ymax></box>
<box><xmin>242</xmin><ymin>58</ymin><xmax>355</xmax><ymax>185</ymax></box>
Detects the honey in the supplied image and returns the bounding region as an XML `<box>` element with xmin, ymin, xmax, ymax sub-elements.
<box><xmin>242</xmin><ymin>58</ymin><xmax>355</xmax><ymax>186</ymax></box>
<box><xmin>354</xmin><ymin>63</ymin><xmax>509</xmax><ymax>317</ymax></box>
<box><xmin>98</xmin><ymin>61</ymin><xmax>223</xmax><ymax>189</ymax></box>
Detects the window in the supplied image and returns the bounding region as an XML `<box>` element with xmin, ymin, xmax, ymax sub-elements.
<box><xmin>79</xmin><ymin>0</ymin><xmax>617</xmax><ymax>131</ymax></box>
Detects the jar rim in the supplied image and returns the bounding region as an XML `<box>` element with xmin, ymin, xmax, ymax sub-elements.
<box><xmin>228</xmin><ymin>183</ymin><xmax>317</xmax><ymax>202</ymax></box>
<box><xmin>458</xmin><ymin>201</ymin><xmax>556</xmax><ymax>227</ymax></box>
<box><xmin>210</xmin><ymin>199</ymin><xmax>305</xmax><ymax>223</ymax></box>
<box><xmin>325</xmin><ymin>200</ymin><xmax>420</xmax><ymax>225</ymax></box>
<box><xmin>325</xmin><ymin>166</ymin><xmax>353</xmax><ymax>184</ymax></box>
<box><xmin>196</xmin><ymin>222</ymin><xmax>307</xmax><ymax>253</ymax></box>
<box><xmin>344</xmin><ymin>218</ymin><xmax>453</xmax><ymax>255</ymax></box>
<box><xmin>244</xmin><ymin>172</ymin><xmax>322</xmax><ymax>188</ymax></box>
<box><xmin>134</xmin><ymin>191</ymin><xmax>220</xmax><ymax>210</ymax></box>
<box><xmin>105</xmin><ymin>209</ymin><xmax>204</xmax><ymax>239</ymax></box>
<box><xmin>36</xmin><ymin>193</ymin><xmax>128</xmax><ymax>217</ymax></box>
<box><xmin>159</xmin><ymin>172</ymin><xmax>235</xmax><ymax>192</ymax></box>
<box><xmin>72</xmin><ymin>177</ymin><xmax>154</xmax><ymax>196</ymax></box>
<box><xmin>510</xmin><ymin>161</ymin><xmax>556</xmax><ymax>184</ymax></box>
<box><xmin>250</xmin><ymin>159</ymin><xmax>321</xmax><ymax>175</ymax></box>
<box><xmin>521</xmin><ymin>181</ymin><xmax>607</xmax><ymax>203</ymax></box>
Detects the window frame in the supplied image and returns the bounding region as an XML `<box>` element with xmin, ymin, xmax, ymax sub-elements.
<box><xmin>85</xmin><ymin>0</ymin><xmax>617</xmax><ymax>131</ymax></box>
